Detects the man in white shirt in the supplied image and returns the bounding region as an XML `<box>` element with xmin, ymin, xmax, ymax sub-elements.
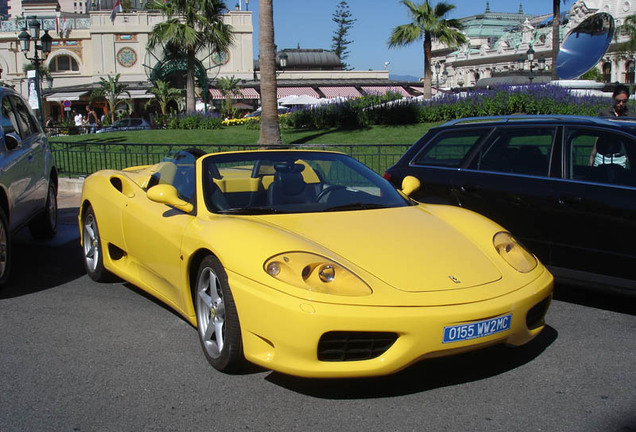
<box><xmin>74</xmin><ymin>110</ymin><xmax>83</xmax><ymax>127</ymax></box>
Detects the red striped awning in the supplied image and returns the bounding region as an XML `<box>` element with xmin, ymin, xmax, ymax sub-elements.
<box><xmin>240</xmin><ymin>88</ymin><xmax>260</xmax><ymax>99</ymax></box>
<box><xmin>318</xmin><ymin>86</ymin><xmax>361</xmax><ymax>98</ymax></box>
<box><xmin>209</xmin><ymin>88</ymin><xmax>261</xmax><ymax>100</ymax></box>
<box><xmin>277</xmin><ymin>87</ymin><xmax>320</xmax><ymax>98</ymax></box>
<box><xmin>361</xmin><ymin>86</ymin><xmax>411</xmax><ymax>97</ymax></box>
<box><xmin>209</xmin><ymin>88</ymin><xmax>223</xmax><ymax>99</ymax></box>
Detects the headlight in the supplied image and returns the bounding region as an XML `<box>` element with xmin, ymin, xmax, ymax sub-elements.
<box><xmin>264</xmin><ymin>252</ymin><xmax>372</xmax><ymax>296</ymax></box>
<box><xmin>493</xmin><ymin>232</ymin><xmax>537</xmax><ymax>273</ymax></box>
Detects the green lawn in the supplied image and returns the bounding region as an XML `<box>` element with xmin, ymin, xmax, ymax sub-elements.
<box><xmin>49</xmin><ymin>123</ymin><xmax>441</xmax><ymax>145</ymax></box>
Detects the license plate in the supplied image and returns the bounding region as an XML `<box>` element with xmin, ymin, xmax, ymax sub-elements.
<box><xmin>443</xmin><ymin>314</ymin><xmax>512</xmax><ymax>344</ymax></box>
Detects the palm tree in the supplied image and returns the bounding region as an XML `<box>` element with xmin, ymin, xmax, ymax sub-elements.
<box><xmin>146</xmin><ymin>0</ymin><xmax>234</xmax><ymax>114</ymax></box>
<box><xmin>145</xmin><ymin>79</ymin><xmax>183</xmax><ymax>116</ymax></box>
<box><xmin>258</xmin><ymin>0</ymin><xmax>282</xmax><ymax>146</ymax></box>
<box><xmin>551</xmin><ymin>0</ymin><xmax>563</xmax><ymax>80</ymax></box>
<box><xmin>216</xmin><ymin>75</ymin><xmax>242</xmax><ymax>118</ymax></box>
<box><xmin>617</xmin><ymin>15</ymin><xmax>636</xmax><ymax>53</ymax></box>
<box><xmin>388</xmin><ymin>0</ymin><xmax>466</xmax><ymax>99</ymax></box>
<box><xmin>91</xmin><ymin>74</ymin><xmax>131</xmax><ymax>123</ymax></box>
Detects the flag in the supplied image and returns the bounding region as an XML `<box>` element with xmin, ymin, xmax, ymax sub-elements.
<box><xmin>55</xmin><ymin>16</ymin><xmax>59</xmax><ymax>36</ymax></box>
<box><xmin>110</xmin><ymin>0</ymin><xmax>122</xmax><ymax>23</ymax></box>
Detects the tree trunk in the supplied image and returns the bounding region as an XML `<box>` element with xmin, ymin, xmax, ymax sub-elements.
<box><xmin>423</xmin><ymin>32</ymin><xmax>433</xmax><ymax>99</ymax></box>
<box><xmin>186</xmin><ymin>48</ymin><xmax>196</xmax><ymax>114</ymax></box>
<box><xmin>551</xmin><ymin>0</ymin><xmax>561</xmax><ymax>80</ymax></box>
<box><xmin>258</xmin><ymin>0</ymin><xmax>283</xmax><ymax>147</ymax></box>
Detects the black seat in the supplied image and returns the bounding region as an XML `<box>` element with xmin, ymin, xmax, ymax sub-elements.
<box><xmin>513</xmin><ymin>146</ymin><xmax>547</xmax><ymax>175</ymax></box>
<box><xmin>268</xmin><ymin>162</ymin><xmax>311</xmax><ymax>205</ymax></box>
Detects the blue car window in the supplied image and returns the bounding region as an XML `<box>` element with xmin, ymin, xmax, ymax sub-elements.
<box><xmin>11</xmin><ymin>96</ymin><xmax>38</xmax><ymax>139</ymax></box>
<box><xmin>1</xmin><ymin>96</ymin><xmax>20</xmax><ymax>138</ymax></box>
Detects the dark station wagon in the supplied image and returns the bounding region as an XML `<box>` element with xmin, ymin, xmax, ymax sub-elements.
<box><xmin>384</xmin><ymin>115</ymin><xmax>635</xmax><ymax>292</ymax></box>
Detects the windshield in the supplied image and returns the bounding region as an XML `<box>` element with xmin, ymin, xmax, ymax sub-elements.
<box><xmin>201</xmin><ymin>151</ymin><xmax>409</xmax><ymax>214</ymax></box>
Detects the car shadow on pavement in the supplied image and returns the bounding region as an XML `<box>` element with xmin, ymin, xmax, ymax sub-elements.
<box><xmin>266</xmin><ymin>325</ymin><xmax>558</xmax><ymax>398</ymax></box>
<box><xmin>0</xmin><ymin>207</ymin><xmax>85</xmax><ymax>298</ymax></box>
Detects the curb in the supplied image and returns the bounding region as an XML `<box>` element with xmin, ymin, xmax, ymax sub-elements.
<box><xmin>59</xmin><ymin>177</ymin><xmax>85</xmax><ymax>194</ymax></box>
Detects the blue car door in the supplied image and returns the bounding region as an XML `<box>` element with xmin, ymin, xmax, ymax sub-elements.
<box><xmin>452</xmin><ymin>125</ymin><xmax>560</xmax><ymax>261</ymax></box>
<box><xmin>550</xmin><ymin>126</ymin><xmax>636</xmax><ymax>287</ymax></box>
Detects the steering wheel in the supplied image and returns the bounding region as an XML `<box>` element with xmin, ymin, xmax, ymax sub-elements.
<box><xmin>315</xmin><ymin>184</ymin><xmax>346</xmax><ymax>202</ymax></box>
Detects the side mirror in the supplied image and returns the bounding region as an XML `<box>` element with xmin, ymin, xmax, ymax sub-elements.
<box><xmin>401</xmin><ymin>176</ymin><xmax>421</xmax><ymax>197</ymax></box>
<box><xmin>147</xmin><ymin>184</ymin><xmax>194</xmax><ymax>213</ymax></box>
<box><xmin>4</xmin><ymin>132</ymin><xmax>21</xmax><ymax>151</ymax></box>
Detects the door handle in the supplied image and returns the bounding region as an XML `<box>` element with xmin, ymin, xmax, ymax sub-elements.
<box><xmin>460</xmin><ymin>185</ymin><xmax>480</xmax><ymax>193</ymax></box>
<box><xmin>558</xmin><ymin>195</ymin><xmax>583</xmax><ymax>205</ymax></box>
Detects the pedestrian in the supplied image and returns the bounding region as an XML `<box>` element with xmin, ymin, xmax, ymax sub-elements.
<box><xmin>591</xmin><ymin>84</ymin><xmax>631</xmax><ymax>167</ymax></box>
<box><xmin>73</xmin><ymin>110</ymin><xmax>83</xmax><ymax>127</ymax></box>
<box><xmin>86</xmin><ymin>105</ymin><xmax>99</xmax><ymax>133</ymax></box>
<box><xmin>599</xmin><ymin>84</ymin><xmax>630</xmax><ymax>117</ymax></box>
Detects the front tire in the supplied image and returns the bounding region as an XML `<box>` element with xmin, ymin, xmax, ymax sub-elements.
<box><xmin>29</xmin><ymin>182</ymin><xmax>57</xmax><ymax>239</ymax></box>
<box><xmin>81</xmin><ymin>205</ymin><xmax>110</xmax><ymax>282</ymax></box>
<box><xmin>194</xmin><ymin>255</ymin><xmax>245</xmax><ymax>373</ymax></box>
<box><xmin>0</xmin><ymin>207</ymin><xmax>11</xmax><ymax>285</ymax></box>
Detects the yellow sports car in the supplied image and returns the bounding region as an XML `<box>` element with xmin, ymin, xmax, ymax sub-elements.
<box><xmin>79</xmin><ymin>149</ymin><xmax>553</xmax><ymax>378</ymax></box>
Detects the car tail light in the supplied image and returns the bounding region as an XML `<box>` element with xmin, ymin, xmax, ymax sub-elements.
<box><xmin>383</xmin><ymin>172</ymin><xmax>392</xmax><ymax>180</ymax></box>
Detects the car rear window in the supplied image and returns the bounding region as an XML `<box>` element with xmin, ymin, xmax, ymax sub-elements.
<box><xmin>411</xmin><ymin>130</ymin><xmax>489</xmax><ymax>167</ymax></box>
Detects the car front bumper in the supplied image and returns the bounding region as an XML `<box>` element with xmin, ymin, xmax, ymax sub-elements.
<box><xmin>228</xmin><ymin>268</ymin><xmax>554</xmax><ymax>378</ymax></box>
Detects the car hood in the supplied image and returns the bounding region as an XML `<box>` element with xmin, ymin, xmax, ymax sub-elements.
<box><xmin>257</xmin><ymin>206</ymin><xmax>502</xmax><ymax>293</ymax></box>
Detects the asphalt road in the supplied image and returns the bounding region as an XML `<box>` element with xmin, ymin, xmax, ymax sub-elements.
<box><xmin>0</xmin><ymin>198</ymin><xmax>634</xmax><ymax>432</ymax></box>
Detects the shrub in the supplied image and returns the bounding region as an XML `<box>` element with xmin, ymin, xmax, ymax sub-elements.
<box><xmin>167</xmin><ymin>113</ymin><xmax>223</xmax><ymax>130</ymax></box>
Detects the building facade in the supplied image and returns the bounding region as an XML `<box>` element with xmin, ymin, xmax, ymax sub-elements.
<box><xmin>0</xmin><ymin>1</ymin><xmax>394</xmax><ymax>121</ymax></box>
<box><xmin>433</xmin><ymin>0</ymin><xmax>636</xmax><ymax>89</ymax></box>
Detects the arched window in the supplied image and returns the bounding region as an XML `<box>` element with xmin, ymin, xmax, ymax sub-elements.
<box><xmin>602</xmin><ymin>62</ymin><xmax>612</xmax><ymax>83</ymax></box>
<box><xmin>626</xmin><ymin>61</ymin><xmax>635</xmax><ymax>84</ymax></box>
<box><xmin>49</xmin><ymin>55</ymin><xmax>79</xmax><ymax>72</ymax></box>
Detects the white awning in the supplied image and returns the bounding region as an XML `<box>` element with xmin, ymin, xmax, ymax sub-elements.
<box><xmin>121</xmin><ymin>89</ymin><xmax>154</xmax><ymax>99</ymax></box>
<box><xmin>45</xmin><ymin>91</ymin><xmax>88</xmax><ymax>102</ymax></box>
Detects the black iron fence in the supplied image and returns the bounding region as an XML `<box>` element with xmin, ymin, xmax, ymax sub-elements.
<box><xmin>51</xmin><ymin>142</ymin><xmax>413</xmax><ymax>177</ymax></box>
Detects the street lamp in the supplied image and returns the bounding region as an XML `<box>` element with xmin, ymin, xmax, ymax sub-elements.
<box><xmin>517</xmin><ymin>55</ymin><xmax>525</xmax><ymax>71</ymax></box>
<box><xmin>538</xmin><ymin>56</ymin><xmax>546</xmax><ymax>73</ymax></box>
<box><xmin>17</xmin><ymin>16</ymin><xmax>53</xmax><ymax>125</ymax></box>
<box><xmin>279</xmin><ymin>52</ymin><xmax>288</xmax><ymax>69</ymax></box>
<box><xmin>527</xmin><ymin>45</ymin><xmax>535</xmax><ymax>82</ymax></box>
<box><xmin>434</xmin><ymin>62</ymin><xmax>441</xmax><ymax>90</ymax></box>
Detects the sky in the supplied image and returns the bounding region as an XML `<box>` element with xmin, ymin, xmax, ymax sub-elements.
<box><xmin>243</xmin><ymin>0</ymin><xmax>575</xmax><ymax>78</ymax></box>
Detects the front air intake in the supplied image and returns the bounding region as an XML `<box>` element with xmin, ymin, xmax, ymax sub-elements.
<box><xmin>526</xmin><ymin>296</ymin><xmax>552</xmax><ymax>330</ymax></box>
<box><xmin>318</xmin><ymin>331</ymin><xmax>398</xmax><ymax>362</ymax></box>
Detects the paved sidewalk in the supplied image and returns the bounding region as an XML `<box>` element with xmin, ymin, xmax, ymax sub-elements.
<box><xmin>58</xmin><ymin>178</ymin><xmax>83</xmax><ymax>229</ymax></box>
<box><xmin>58</xmin><ymin>178</ymin><xmax>83</xmax><ymax>210</ymax></box>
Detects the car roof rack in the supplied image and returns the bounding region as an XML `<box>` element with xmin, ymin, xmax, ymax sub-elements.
<box><xmin>440</xmin><ymin>115</ymin><xmax>636</xmax><ymax>127</ymax></box>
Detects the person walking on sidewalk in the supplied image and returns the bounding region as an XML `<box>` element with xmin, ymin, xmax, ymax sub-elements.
<box><xmin>86</xmin><ymin>105</ymin><xmax>99</xmax><ymax>133</ymax></box>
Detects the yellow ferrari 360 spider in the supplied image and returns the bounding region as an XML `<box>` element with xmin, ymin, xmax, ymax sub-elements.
<box><xmin>79</xmin><ymin>149</ymin><xmax>553</xmax><ymax>378</ymax></box>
